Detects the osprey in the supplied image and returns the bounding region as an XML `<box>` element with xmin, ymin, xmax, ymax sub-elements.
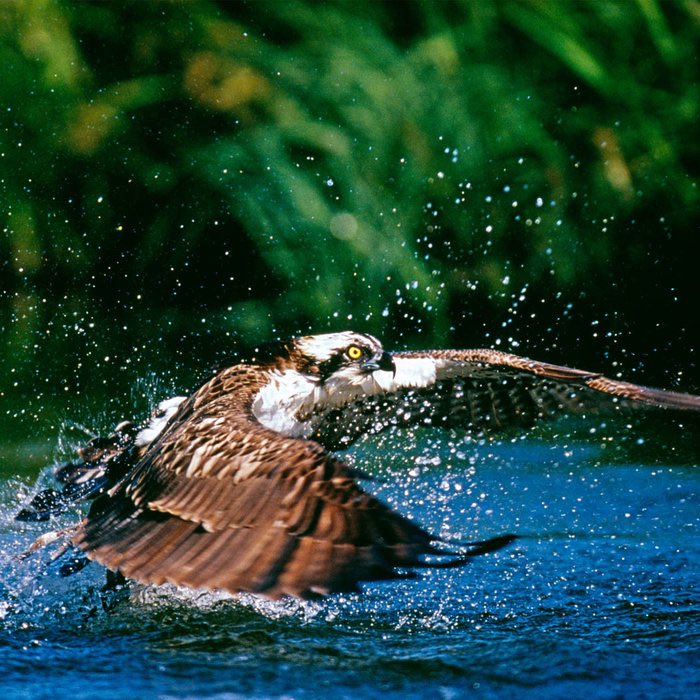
<box><xmin>18</xmin><ymin>331</ymin><xmax>700</xmax><ymax>599</ymax></box>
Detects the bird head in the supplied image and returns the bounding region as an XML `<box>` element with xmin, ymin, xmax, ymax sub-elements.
<box><xmin>251</xmin><ymin>332</ymin><xmax>397</xmax><ymax>429</ymax></box>
<box><xmin>293</xmin><ymin>332</ymin><xmax>395</xmax><ymax>384</ymax></box>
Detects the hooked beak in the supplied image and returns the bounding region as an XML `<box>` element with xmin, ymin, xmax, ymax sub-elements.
<box><xmin>361</xmin><ymin>351</ymin><xmax>396</xmax><ymax>376</ymax></box>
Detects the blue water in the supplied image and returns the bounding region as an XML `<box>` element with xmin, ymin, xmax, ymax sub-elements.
<box><xmin>1</xmin><ymin>431</ymin><xmax>698</xmax><ymax>699</ymax></box>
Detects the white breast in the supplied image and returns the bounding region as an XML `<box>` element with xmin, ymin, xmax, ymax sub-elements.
<box><xmin>251</xmin><ymin>370</ymin><xmax>319</xmax><ymax>437</ymax></box>
<box><xmin>250</xmin><ymin>359</ymin><xmax>444</xmax><ymax>439</ymax></box>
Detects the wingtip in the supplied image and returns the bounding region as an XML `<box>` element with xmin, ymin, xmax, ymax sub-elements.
<box><xmin>464</xmin><ymin>533</ymin><xmax>519</xmax><ymax>556</ymax></box>
<box><xmin>424</xmin><ymin>533</ymin><xmax>519</xmax><ymax>565</ymax></box>
<box><xmin>585</xmin><ymin>377</ymin><xmax>700</xmax><ymax>412</ymax></box>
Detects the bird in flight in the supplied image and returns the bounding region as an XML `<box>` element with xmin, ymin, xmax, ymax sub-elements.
<box><xmin>17</xmin><ymin>331</ymin><xmax>700</xmax><ymax>599</ymax></box>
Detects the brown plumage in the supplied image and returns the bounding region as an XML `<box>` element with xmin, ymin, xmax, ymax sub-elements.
<box><xmin>22</xmin><ymin>331</ymin><xmax>699</xmax><ymax>598</ymax></box>
<box><xmin>72</xmin><ymin>363</ymin><xmax>470</xmax><ymax>598</ymax></box>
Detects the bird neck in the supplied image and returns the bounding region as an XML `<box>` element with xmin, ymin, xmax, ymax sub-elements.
<box><xmin>250</xmin><ymin>367</ymin><xmax>320</xmax><ymax>438</ymax></box>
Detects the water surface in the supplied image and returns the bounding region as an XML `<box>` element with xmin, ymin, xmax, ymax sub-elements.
<box><xmin>1</xmin><ymin>424</ymin><xmax>698</xmax><ymax>699</ymax></box>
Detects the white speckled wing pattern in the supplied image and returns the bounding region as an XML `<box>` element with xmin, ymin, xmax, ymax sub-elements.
<box><xmin>311</xmin><ymin>349</ymin><xmax>700</xmax><ymax>449</ymax></box>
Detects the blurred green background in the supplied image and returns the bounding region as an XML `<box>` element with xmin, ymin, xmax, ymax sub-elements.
<box><xmin>1</xmin><ymin>0</ymin><xmax>698</xmax><ymax>473</ymax></box>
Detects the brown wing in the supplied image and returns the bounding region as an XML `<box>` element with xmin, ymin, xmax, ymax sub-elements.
<box><xmin>15</xmin><ymin>421</ymin><xmax>138</xmax><ymax>522</ymax></box>
<box><xmin>72</xmin><ymin>367</ymin><xmax>503</xmax><ymax>599</ymax></box>
<box><xmin>313</xmin><ymin>349</ymin><xmax>700</xmax><ymax>449</ymax></box>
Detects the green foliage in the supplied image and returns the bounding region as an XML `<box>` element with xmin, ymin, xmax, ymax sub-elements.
<box><xmin>0</xmin><ymin>0</ymin><xmax>697</xmax><ymax>401</ymax></box>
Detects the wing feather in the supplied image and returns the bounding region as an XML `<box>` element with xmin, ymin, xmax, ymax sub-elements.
<box><xmin>72</xmin><ymin>366</ymin><xmax>488</xmax><ymax>598</ymax></box>
<box><xmin>312</xmin><ymin>349</ymin><xmax>700</xmax><ymax>448</ymax></box>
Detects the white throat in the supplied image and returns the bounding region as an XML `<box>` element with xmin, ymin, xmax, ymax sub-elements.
<box><xmin>251</xmin><ymin>367</ymin><xmax>395</xmax><ymax>438</ymax></box>
<box><xmin>251</xmin><ymin>369</ymin><xmax>319</xmax><ymax>437</ymax></box>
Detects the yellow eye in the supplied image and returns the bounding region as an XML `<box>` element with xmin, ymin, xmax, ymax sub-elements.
<box><xmin>346</xmin><ymin>345</ymin><xmax>363</xmax><ymax>360</ymax></box>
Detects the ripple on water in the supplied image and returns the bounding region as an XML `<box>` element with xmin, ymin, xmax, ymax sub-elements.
<box><xmin>1</xmin><ymin>435</ymin><xmax>698</xmax><ymax>699</ymax></box>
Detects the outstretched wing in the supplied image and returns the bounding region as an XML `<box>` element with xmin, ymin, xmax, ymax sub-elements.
<box><xmin>312</xmin><ymin>349</ymin><xmax>700</xmax><ymax>449</ymax></box>
<box><xmin>73</xmin><ymin>369</ymin><xmax>509</xmax><ymax>599</ymax></box>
